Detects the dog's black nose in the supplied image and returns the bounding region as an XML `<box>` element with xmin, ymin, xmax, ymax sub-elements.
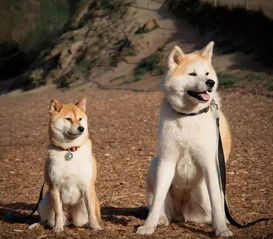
<box><xmin>206</xmin><ymin>79</ymin><xmax>215</xmax><ymax>88</ymax></box>
<box><xmin>78</xmin><ymin>126</ymin><xmax>84</xmax><ymax>132</ymax></box>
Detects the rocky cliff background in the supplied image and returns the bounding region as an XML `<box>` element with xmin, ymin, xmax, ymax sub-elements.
<box><xmin>1</xmin><ymin>0</ymin><xmax>273</xmax><ymax>94</ymax></box>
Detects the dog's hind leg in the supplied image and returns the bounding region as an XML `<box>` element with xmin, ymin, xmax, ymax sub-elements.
<box><xmin>29</xmin><ymin>193</ymin><xmax>55</xmax><ymax>230</ymax></box>
<box><xmin>146</xmin><ymin>157</ymin><xmax>158</xmax><ymax>208</ymax></box>
<box><xmin>38</xmin><ymin>192</ymin><xmax>69</xmax><ymax>229</ymax></box>
<box><xmin>38</xmin><ymin>192</ymin><xmax>55</xmax><ymax>228</ymax></box>
<box><xmin>182</xmin><ymin>179</ymin><xmax>212</xmax><ymax>224</ymax></box>
<box><xmin>146</xmin><ymin>190</ymin><xmax>172</xmax><ymax>227</ymax></box>
<box><xmin>28</xmin><ymin>222</ymin><xmax>42</xmax><ymax>230</ymax></box>
<box><xmin>71</xmin><ymin>199</ymin><xmax>88</xmax><ymax>227</ymax></box>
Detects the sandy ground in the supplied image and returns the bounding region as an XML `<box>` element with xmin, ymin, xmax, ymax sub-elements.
<box><xmin>0</xmin><ymin>84</ymin><xmax>272</xmax><ymax>239</ymax></box>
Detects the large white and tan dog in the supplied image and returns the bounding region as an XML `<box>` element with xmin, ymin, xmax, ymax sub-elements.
<box><xmin>37</xmin><ymin>97</ymin><xmax>102</xmax><ymax>232</ymax></box>
<box><xmin>137</xmin><ymin>42</ymin><xmax>233</xmax><ymax>237</ymax></box>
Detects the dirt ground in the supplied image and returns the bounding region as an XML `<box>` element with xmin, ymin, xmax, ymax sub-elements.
<box><xmin>0</xmin><ymin>1</ymin><xmax>273</xmax><ymax>238</ymax></box>
<box><xmin>0</xmin><ymin>84</ymin><xmax>272</xmax><ymax>239</ymax></box>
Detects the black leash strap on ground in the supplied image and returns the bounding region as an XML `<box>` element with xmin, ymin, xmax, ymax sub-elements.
<box><xmin>216</xmin><ymin>117</ymin><xmax>273</xmax><ymax>228</ymax></box>
<box><xmin>29</xmin><ymin>180</ymin><xmax>45</xmax><ymax>217</ymax></box>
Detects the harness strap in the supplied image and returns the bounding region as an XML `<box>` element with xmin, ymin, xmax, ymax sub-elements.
<box><xmin>29</xmin><ymin>180</ymin><xmax>45</xmax><ymax>217</ymax></box>
<box><xmin>214</xmin><ymin>104</ymin><xmax>273</xmax><ymax>228</ymax></box>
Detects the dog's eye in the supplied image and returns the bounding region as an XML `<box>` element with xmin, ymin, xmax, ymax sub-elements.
<box><xmin>65</xmin><ymin>117</ymin><xmax>72</xmax><ymax>121</ymax></box>
<box><xmin>189</xmin><ymin>72</ymin><xmax>197</xmax><ymax>76</ymax></box>
<box><xmin>79</xmin><ymin>118</ymin><xmax>82</xmax><ymax>121</ymax></box>
<box><xmin>206</xmin><ymin>72</ymin><xmax>209</xmax><ymax>76</ymax></box>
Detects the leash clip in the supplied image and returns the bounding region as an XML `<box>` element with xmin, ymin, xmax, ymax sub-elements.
<box><xmin>210</xmin><ymin>99</ymin><xmax>218</xmax><ymax>110</ymax></box>
<box><xmin>210</xmin><ymin>99</ymin><xmax>219</xmax><ymax>120</ymax></box>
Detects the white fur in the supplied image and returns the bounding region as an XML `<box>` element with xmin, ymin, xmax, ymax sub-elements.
<box><xmin>38</xmin><ymin>140</ymin><xmax>94</xmax><ymax>228</ymax></box>
<box><xmin>137</xmin><ymin>43</ymin><xmax>232</xmax><ymax>237</ymax></box>
<box><xmin>47</xmin><ymin>141</ymin><xmax>93</xmax><ymax>205</ymax></box>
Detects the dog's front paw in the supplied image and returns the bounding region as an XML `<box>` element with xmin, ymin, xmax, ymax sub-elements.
<box><xmin>136</xmin><ymin>225</ymin><xmax>155</xmax><ymax>235</ymax></box>
<box><xmin>216</xmin><ymin>228</ymin><xmax>233</xmax><ymax>237</ymax></box>
<box><xmin>53</xmin><ymin>225</ymin><xmax>64</xmax><ymax>233</ymax></box>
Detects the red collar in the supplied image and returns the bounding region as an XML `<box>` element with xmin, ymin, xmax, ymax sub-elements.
<box><xmin>65</xmin><ymin>146</ymin><xmax>80</xmax><ymax>152</ymax></box>
<box><xmin>55</xmin><ymin>145</ymin><xmax>80</xmax><ymax>152</ymax></box>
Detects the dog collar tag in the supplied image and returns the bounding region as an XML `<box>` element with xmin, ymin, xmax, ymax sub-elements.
<box><xmin>65</xmin><ymin>151</ymin><xmax>73</xmax><ymax>160</ymax></box>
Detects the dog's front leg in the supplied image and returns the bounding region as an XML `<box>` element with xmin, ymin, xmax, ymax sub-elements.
<box><xmin>50</xmin><ymin>186</ymin><xmax>64</xmax><ymax>232</ymax></box>
<box><xmin>137</xmin><ymin>159</ymin><xmax>176</xmax><ymax>235</ymax></box>
<box><xmin>202</xmin><ymin>151</ymin><xmax>233</xmax><ymax>237</ymax></box>
<box><xmin>84</xmin><ymin>186</ymin><xmax>102</xmax><ymax>231</ymax></box>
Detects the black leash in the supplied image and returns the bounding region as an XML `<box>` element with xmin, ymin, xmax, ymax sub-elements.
<box><xmin>215</xmin><ymin>108</ymin><xmax>273</xmax><ymax>228</ymax></box>
<box><xmin>29</xmin><ymin>180</ymin><xmax>46</xmax><ymax>217</ymax></box>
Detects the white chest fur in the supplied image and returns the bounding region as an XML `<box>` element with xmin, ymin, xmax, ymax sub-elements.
<box><xmin>175</xmin><ymin>112</ymin><xmax>217</xmax><ymax>150</ymax></box>
<box><xmin>47</xmin><ymin>141</ymin><xmax>93</xmax><ymax>205</ymax></box>
<box><xmin>159</xmin><ymin>100</ymin><xmax>218</xmax><ymax>188</ymax></box>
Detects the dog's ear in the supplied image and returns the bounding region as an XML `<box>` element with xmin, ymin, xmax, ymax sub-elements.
<box><xmin>75</xmin><ymin>97</ymin><xmax>86</xmax><ymax>112</ymax></box>
<box><xmin>200</xmin><ymin>41</ymin><xmax>214</xmax><ymax>61</ymax></box>
<box><xmin>49</xmin><ymin>99</ymin><xmax>62</xmax><ymax>114</ymax></box>
<box><xmin>168</xmin><ymin>46</ymin><xmax>184</xmax><ymax>71</ymax></box>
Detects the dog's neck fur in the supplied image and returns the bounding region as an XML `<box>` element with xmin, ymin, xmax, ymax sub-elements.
<box><xmin>49</xmin><ymin>130</ymin><xmax>89</xmax><ymax>150</ymax></box>
<box><xmin>165</xmin><ymin>96</ymin><xmax>211</xmax><ymax>115</ymax></box>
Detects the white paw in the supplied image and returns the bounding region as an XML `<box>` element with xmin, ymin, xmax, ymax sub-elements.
<box><xmin>28</xmin><ymin>222</ymin><xmax>40</xmax><ymax>230</ymax></box>
<box><xmin>136</xmin><ymin>225</ymin><xmax>155</xmax><ymax>235</ymax></box>
<box><xmin>89</xmin><ymin>223</ymin><xmax>103</xmax><ymax>231</ymax></box>
<box><xmin>53</xmin><ymin>225</ymin><xmax>63</xmax><ymax>233</ymax></box>
<box><xmin>216</xmin><ymin>228</ymin><xmax>233</xmax><ymax>237</ymax></box>
<box><xmin>158</xmin><ymin>215</ymin><xmax>170</xmax><ymax>226</ymax></box>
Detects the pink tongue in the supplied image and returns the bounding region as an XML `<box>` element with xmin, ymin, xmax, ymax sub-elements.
<box><xmin>198</xmin><ymin>92</ymin><xmax>210</xmax><ymax>101</ymax></box>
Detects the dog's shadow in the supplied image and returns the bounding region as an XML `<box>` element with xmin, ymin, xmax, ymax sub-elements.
<box><xmin>178</xmin><ymin>222</ymin><xmax>215</xmax><ymax>237</ymax></box>
<box><xmin>101</xmin><ymin>206</ymin><xmax>148</xmax><ymax>226</ymax></box>
<box><xmin>0</xmin><ymin>202</ymin><xmax>39</xmax><ymax>225</ymax></box>
<box><xmin>0</xmin><ymin>203</ymin><xmax>214</xmax><ymax>237</ymax></box>
<box><xmin>101</xmin><ymin>206</ymin><xmax>213</xmax><ymax>237</ymax></box>
<box><xmin>0</xmin><ymin>202</ymin><xmax>149</xmax><ymax>226</ymax></box>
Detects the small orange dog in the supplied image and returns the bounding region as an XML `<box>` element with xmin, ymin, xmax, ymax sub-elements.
<box><xmin>33</xmin><ymin>97</ymin><xmax>102</xmax><ymax>232</ymax></box>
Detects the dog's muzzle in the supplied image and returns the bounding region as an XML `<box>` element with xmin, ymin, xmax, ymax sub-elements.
<box><xmin>206</xmin><ymin>79</ymin><xmax>215</xmax><ymax>89</ymax></box>
<box><xmin>187</xmin><ymin>90</ymin><xmax>211</xmax><ymax>102</ymax></box>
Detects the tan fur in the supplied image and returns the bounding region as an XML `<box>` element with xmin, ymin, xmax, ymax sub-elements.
<box><xmin>85</xmin><ymin>156</ymin><xmax>101</xmax><ymax>226</ymax></box>
<box><xmin>33</xmin><ymin>97</ymin><xmax>102</xmax><ymax>232</ymax></box>
<box><xmin>49</xmin><ymin>102</ymin><xmax>88</xmax><ymax>149</ymax></box>
<box><xmin>172</xmin><ymin>53</ymin><xmax>215</xmax><ymax>77</ymax></box>
<box><xmin>92</xmin><ymin>159</ymin><xmax>102</xmax><ymax>222</ymax></box>
<box><xmin>219</xmin><ymin>110</ymin><xmax>231</xmax><ymax>160</ymax></box>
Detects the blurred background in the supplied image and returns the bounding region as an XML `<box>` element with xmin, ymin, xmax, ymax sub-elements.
<box><xmin>0</xmin><ymin>0</ymin><xmax>273</xmax><ymax>93</ymax></box>
<box><xmin>204</xmin><ymin>0</ymin><xmax>273</xmax><ymax>18</ymax></box>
